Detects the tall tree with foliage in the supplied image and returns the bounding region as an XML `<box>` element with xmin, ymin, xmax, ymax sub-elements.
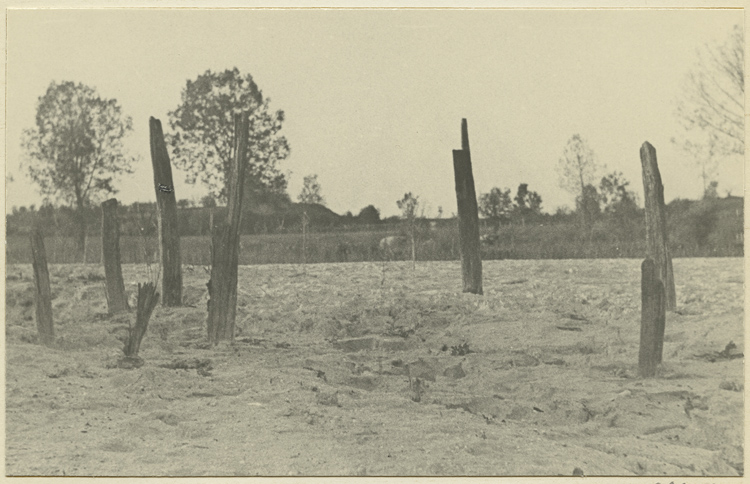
<box><xmin>22</xmin><ymin>81</ymin><xmax>135</xmax><ymax>259</ymax></box>
<box><xmin>166</xmin><ymin>68</ymin><xmax>290</xmax><ymax>203</ymax></box>
<box><xmin>557</xmin><ymin>134</ymin><xmax>603</xmax><ymax>228</ymax></box>
<box><xmin>297</xmin><ymin>174</ymin><xmax>325</xmax><ymax>205</ymax></box>
<box><xmin>674</xmin><ymin>24</ymin><xmax>744</xmax><ymax>158</ymax></box>
<box><xmin>479</xmin><ymin>187</ymin><xmax>513</xmax><ymax>226</ymax></box>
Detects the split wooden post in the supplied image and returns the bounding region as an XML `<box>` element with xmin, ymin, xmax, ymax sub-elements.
<box><xmin>31</xmin><ymin>229</ymin><xmax>54</xmax><ymax>346</ymax></box>
<box><xmin>149</xmin><ymin>117</ymin><xmax>183</xmax><ymax>306</ymax></box>
<box><xmin>207</xmin><ymin>112</ymin><xmax>249</xmax><ymax>343</ymax></box>
<box><xmin>101</xmin><ymin>198</ymin><xmax>129</xmax><ymax>313</ymax></box>
<box><xmin>639</xmin><ymin>258</ymin><xmax>666</xmax><ymax>377</ymax></box>
<box><xmin>452</xmin><ymin>118</ymin><xmax>483</xmax><ymax>295</ymax></box>
<box><xmin>123</xmin><ymin>282</ymin><xmax>160</xmax><ymax>358</ymax></box>
<box><xmin>640</xmin><ymin>142</ymin><xmax>676</xmax><ymax>310</ymax></box>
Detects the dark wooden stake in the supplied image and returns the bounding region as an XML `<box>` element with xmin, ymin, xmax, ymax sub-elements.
<box><xmin>207</xmin><ymin>112</ymin><xmax>249</xmax><ymax>343</ymax></box>
<box><xmin>123</xmin><ymin>282</ymin><xmax>160</xmax><ymax>358</ymax></box>
<box><xmin>149</xmin><ymin>117</ymin><xmax>182</xmax><ymax>306</ymax></box>
<box><xmin>639</xmin><ymin>258</ymin><xmax>666</xmax><ymax>377</ymax></box>
<box><xmin>452</xmin><ymin>118</ymin><xmax>483</xmax><ymax>295</ymax></box>
<box><xmin>640</xmin><ymin>142</ymin><xmax>676</xmax><ymax>310</ymax></box>
<box><xmin>101</xmin><ymin>198</ymin><xmax>129</xmax><ymax>313</ymax></box>
<box><xmin>30</xmin><ymin>229</ymin><xmax>54</xmax><ymax>346</ymax></box>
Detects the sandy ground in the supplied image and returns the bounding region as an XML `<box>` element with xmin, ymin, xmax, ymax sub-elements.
<box><xmin>4</xmin><ymin>258</ymin><xmax>744</xmax><ymax>477</ymax></box>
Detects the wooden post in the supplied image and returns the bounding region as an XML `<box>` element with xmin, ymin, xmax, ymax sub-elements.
<box><xmin>150</xmin><ymin>117</ymin><xmax>183</xmax><ymax>306</ymax></box>
<box><xmin>207</xmin><ymin>112</ymin><xmax>249</xmax><ymax>343</ymax></box>
<box><xmin>101</xmin><ymin>198</ymin><xmax>129</xmax><ymax>313</ymax></box>
<box><xmin>452</xmin><ymin>119</ymin><xmax>483</xmax><ymax>295</ymax></box>
<box><xmin>639</xmin><ymin>258</ymin><xmax>666</xmax><ymax>377</ymax></box>
<box><xmin>640</xmin><ymin>142</ymin><xmax>676</xmax><ymax>310</ymax></box>
<box><xmin>302</xmin><ymin>210</ymin><xmax>308</xmax><ymax>265</ymax></box>
<box><xmin>123</xmin><ymin>282</ymin><xmax>160</xmax><ymax>358</ymax></box>
<box><xmin>30</xmin><ymin>229</ymin><xmax>54</xmax><ymax>346</ymax></box>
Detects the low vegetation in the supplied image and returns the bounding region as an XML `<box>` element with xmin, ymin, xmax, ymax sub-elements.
<box><xmin>6</xmin><ymin>196</ymin><xmax>742</xmax><ymax>265</ymax></box>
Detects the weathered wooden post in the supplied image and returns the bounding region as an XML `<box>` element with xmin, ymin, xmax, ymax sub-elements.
<box><xmin>452</xmin><ymin>119</ymin><xmax>483</xmax><ymax>295</ymax></box>
<box><xmin>149</xmin><ymin>117</ymin><xmax>182</xmax><ymax>306</ymax></box>
<box><xmin>207</xmin><ymin>112</ymin><xmax>249</xmax><ymax>343</ymax></box>
<box><xmin>640</xmin><ymin>142</ymin><xmax>676</xmax><ymax>310</ymax></box>
<box><xmin>123</xmin><ymin>282</ymin><xmax>160</xmax><ymax>361</ymax></box>
<box><xmin>639</xmin><ymin>258</ymin><xmax>666</xmax><ymax>377</ymax></box>
<box><xmin>302</xmin><ymin>210</ymin><xmax>309</xmax><ymax>266</ymax></box>
<box><xmin>30</xmin><ymin>229</ymin><xmax>54</xmax><ymax>346</ymax></box>
<box><xmin>101</xmin><ymin>198</ymin><xmax>129</xmax><ymax>313</ymax></box>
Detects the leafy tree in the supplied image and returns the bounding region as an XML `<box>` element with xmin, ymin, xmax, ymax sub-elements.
<box><xmin>200</xmin><ymin>194</ymin><xmax>218</xmax><ymax>208</ymax></box>
<box><xmin>599</xmin><ymin>172</ymin><xmax>638</xmax><ymax>214</ymax></box>
<box><xmin>575</xmin><ymin>184</ymin><xmax>601</xmax><ymax>227</ymax></box>
<box><xmin>166</xmin><ymin>68</ymin><xmax>290</xmax><ymax>202</ymax></box>
<box><xmin>397</xmin><ymin>192</ymin><xmax>420</xmax><ymax>267</ymax></box>
<box><xmin>479</xmin><ymin>187</ymin><xmax>513</xmax><ymax>226</ymax></box>
<box><xmin>674</xmin><ymin>24</ymin><xmax>744</xmax><ymax>157</ymax></box>
<box><xmin>557</xmin><ymin>134</ymin><xmax>603</xmax><ymax>228</ymax></box>
<box><xmin>704</xmin><ymin>180</ymin><xmax>719</xmax><ymax>199</ymax></box>
<box><xmin>512</xmin><ymin>183</ymin><xmax>542</xmax><ymax>225</ymax></box>
<box><xmin>297</xmin><ymin>174</ymin><xmax>325</xmax><ymax>205</ymax></box>
<box><xmin>21</xmin><ymin>80</ymin><xmax>135</xmax><ymax>258</ymax></box>
<box><xmin>357</xmin><ymin>205</ymin><xmax>381</xmax><ymax>225</ymax></box>
<box><xmin>598</xmin><ymin>172</ymin><xmax>640</xmax><ymax>232</ymax></box>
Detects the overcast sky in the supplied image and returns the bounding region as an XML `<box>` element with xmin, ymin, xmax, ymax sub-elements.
<box><xmin>5</xmin><ymin>8</ymin><xmax>744</xmax><ymax>217</ymax></box>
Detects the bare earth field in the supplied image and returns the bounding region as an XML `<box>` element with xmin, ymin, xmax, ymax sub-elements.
<box><xmin>4</xmin><ymin>258</ymin><xmax>744</xmax><ymax>477</ymax></box>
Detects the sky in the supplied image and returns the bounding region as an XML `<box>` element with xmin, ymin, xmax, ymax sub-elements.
<box><xmin>5</xmin><ymin>8</ymin><xmax>744</xmax><ymax>218</ymax></box>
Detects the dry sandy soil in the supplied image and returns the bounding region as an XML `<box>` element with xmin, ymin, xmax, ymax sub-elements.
<box><xmin>4</xmin><ymin>258</ymin><xmax>744</xmax><ymax>477</ymax></box>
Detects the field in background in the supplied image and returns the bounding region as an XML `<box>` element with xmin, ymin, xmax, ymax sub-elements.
<box><xmin>5</xmin><ymin>220</ymin><xmax>742</xmax><ymax>266</ymax></box>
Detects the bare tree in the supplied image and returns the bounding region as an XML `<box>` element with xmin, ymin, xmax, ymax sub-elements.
<box><xmin>397</xmin><ymin>192</ymin><xmax>420</xmax><ymax>269</ymax></box>
<box><xmin>557</xmin><ymin>134</ymin><xmax>603</xmax><ymax>228</ymax></box>
<box><xmin>674</xmin><ymin>24</ymin><xmax>744</xmax><ymax>157</ymax></box>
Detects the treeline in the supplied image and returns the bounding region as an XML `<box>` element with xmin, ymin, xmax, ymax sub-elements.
<box><xmin>6</xmin><ymin>195</ymin><xmax>743</xmax><ymax>259</ymax></box>
<box><xmin>7</xmin><ymin>200</ymin><xmax>373</xmax><ymax>237</ymax></box>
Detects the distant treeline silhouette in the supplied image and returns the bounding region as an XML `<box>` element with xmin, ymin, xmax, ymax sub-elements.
<box><xmin>5</xmin><ymin>195</ymin><xmax>743</xmax><ymax>264</ymax></box>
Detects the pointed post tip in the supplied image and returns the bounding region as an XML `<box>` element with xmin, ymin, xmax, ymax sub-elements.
<box><xmin>461</xmin><ymin>118</ymin><xmax>470</xmax><ymax>151</ymax></box>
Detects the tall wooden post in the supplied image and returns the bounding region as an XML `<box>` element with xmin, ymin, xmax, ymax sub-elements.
<box><xmin>639</xmin><ymin>258</ymin><xmax>666</xmax><ymax>377</ymax></box>
<box><xmin>30</xmin><ymin>229</ymin><xmax>54</xmax><ymax>346</ymax></box>
<box><xmin>640</xmin><ymin>142</ymin><xmax>676</xmax><ymax>310</ymax></box>
<box><xmin>149</xmin><ymin>117</ymin><xmax>182</xmax><ymax>306</ymax></box>
<box><xmin>452</xmin><ymin>119</ymin><xmax>483</xmax><ymax>295</ymax></box>
<box><xmin>207</xmin><ymin>112</ymin><xmax>249</xmax><ymax>343</ymax></box>
<box><xmin>101</xmin><ymin>198</ymin><xmax>129</xmax><ymax>313</ymax></box>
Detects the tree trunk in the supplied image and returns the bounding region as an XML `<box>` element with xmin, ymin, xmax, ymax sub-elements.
<box><xmin>207</xmin><ymin>112</ymin><xmax>249</xmax><ymax>344</ymax></box>
<box><xmin>452</xmin><ymin>119</ymin><xmax>483</xmax><ymax>295</ymax></box>
<box><xmin>410</xmin><ymin>229</ymin><xmax>416</xmax><ymax>269</ymax></box>
<box><xmin>639</xmin><ymin>258</ymin><xmax>666</xmax><ymax>377</ymax></box>
<box><xmin>75</xmin><ymin>201</ymin><xmax>87</xmax><ymax>263</ymax></box>
<box><xmin>149</xmin><ymin>117</ymin><xmax>183</xmax><ymax>306</ymax></box>
<box><xmin>640</xmin><ymin>142</ymin><xmax>676</xmax><ymax>310</ymax></box>
<box><xmin>101</xmin><ymin>198</ymin><xmax>129</xmax><ymax>313</ymax></box>
<box><xmin>31</xmin><ymin>229</ymin><xmax>54</xmax><ymax>346</ymax></box>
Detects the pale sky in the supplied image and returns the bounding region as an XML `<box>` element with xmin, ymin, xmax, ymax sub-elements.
<box><xmin>5</xmin><ymin>8</ymin><xmax>744</xmax><ymax>217</ymax></box>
